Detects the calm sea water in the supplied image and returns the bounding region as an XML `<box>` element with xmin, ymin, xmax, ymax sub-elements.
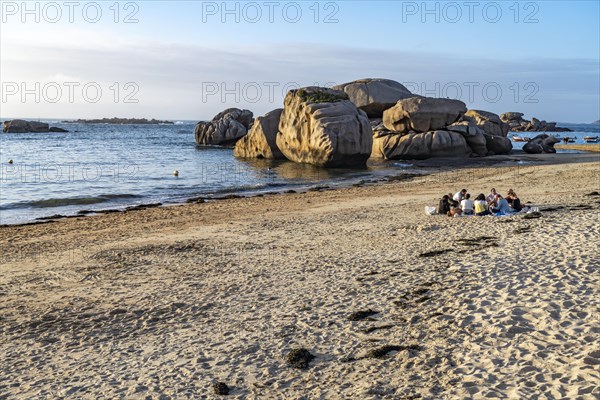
<box><xmin>0</xmin><ymin>121</ymin><xmax>597</xmax><ymax>225</ymax></box>
<box><xmin>508</xmin><ymin>123</ymin><xmax>600</xmax><ymax>150</ymax></box>
<box><xmin>0</xmin><ymin>121</ymin><xmax>404</xmax><ymax>225</ymax></box>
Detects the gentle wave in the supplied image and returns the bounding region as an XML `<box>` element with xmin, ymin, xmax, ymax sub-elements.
<box><xmin>0</xmin><ymin>194</ymin><xmax>142</xmax><ymax>210</ymax></box>
<box><xmin>185</xmin><ymin>182</ymin><xmax>289</xmax><ymax>198</ymax></box>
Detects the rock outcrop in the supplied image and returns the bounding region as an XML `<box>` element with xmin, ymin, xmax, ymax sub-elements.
<box><xmin>234</xmin><ymin>109</ymin><xmax>284</xmax><ymax>159</ymax></box>
<box><xmin>276</xmin><ymin>87</ymin><xmax>373</xmax><ymax>167</ymax></box>
<box><xmin>372</xmin><ymin>130</ymin><xmax>471</xmax><ymax>160</ymax></box>
<box><xmin>332</xmin><ymin>79</ymin><xmax>414</xmax><ymax>118</ymax></box>
<box><xmin>370</xmin><ymin>118</ymin><xmax>396</xmax><ymax>138</ymax></box>
<box><xmin>446</xmin><ymin>121</ymin><xmax>488</xmax><ymax>156</ymax></box>
<box><xmin>483</xmin><ymin>135</ymin><xmax>513</xmax><ymax>155</ymax></box>
<box><xmin>194</xmin><ymin>108</ymin><xmax>253</xmax><ymax>146</ymax></box>
<box><xmin>500</xmin><ymin>112</ymin><xmax>524</xmax><ymax>121</ymax></box>
<box><xmin>464</xmin><ymin>110</ymin><xmax>512</xmax><ymax>155</ymax></box>
<box><xmin>383</xmin><ymin>97</ymin><xmax>467</xmax><ymax>134</ymax></box>
<box><xmin>3</xmin><ymin>120</ymin><xmax>68</xmax><ymax>133</ymax></box>
<box><xmin>49</xmin><ymin>127</ymin><xmax>69</xmax><ymax>132</ymax></box>
<box><xmin>190</xmin><ymin>80</ymin><xmax>582</xmax><ymax>163</ymax></box>
<box><xmin>464</xmin><ymin>110</ymin><xmax>509</xmax><ymax>137</ymax></box>
<box><xmin>371</xmin><ymin>103</ymin><xmax>512</xmax><ymax>159</ymax></box>
<box><xmin>522</xmin><ymin>134</ymin><xmax>561</xmax><ymax>154</ymax></box>
<box><xmin>500</xmin><ymin>112</ymin><xmax>572</xmax><ymax>132</ymax></box>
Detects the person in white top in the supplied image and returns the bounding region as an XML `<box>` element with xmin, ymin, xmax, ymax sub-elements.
<box><xmin>460</xmin><ymin>193</ymin><xmax>474</xmax><ymax>215</ymax></box>
<box><xmin>486</xmin><ymin>188</ymin><xmax>498</xmax><ymax>205</ymax></box>
<box><xmin>453</xmin><ymin>188</ymin><xmax>467</xmax><ymax>203</ymax></box>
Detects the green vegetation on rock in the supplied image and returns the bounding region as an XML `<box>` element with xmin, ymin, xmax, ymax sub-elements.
<box><xmin>296</xmin><ymin>89</ymin><xmax>348</xmax><ymax>104</ymax></box>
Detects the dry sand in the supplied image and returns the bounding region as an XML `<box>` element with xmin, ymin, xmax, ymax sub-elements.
<box><xmin>1</xmin><ymin>155</ymin><xmax>599</xmax><ymax>399</ymax></box>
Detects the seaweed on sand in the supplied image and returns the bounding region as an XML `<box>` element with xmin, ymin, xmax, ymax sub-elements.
<box><xmin>286</xmin><ymin>348</ymin><xmax>315</xmax><ymax>369</ymax></box>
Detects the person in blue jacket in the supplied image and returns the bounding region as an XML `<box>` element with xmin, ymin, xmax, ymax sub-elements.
<box><xmin>491</xmin><ymin>194</ymin><xmax>513</xmax><ymax>215</ymax></box>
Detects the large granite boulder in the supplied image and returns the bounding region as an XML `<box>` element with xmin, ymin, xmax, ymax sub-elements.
<box><xmin>213</xmin><ymin>108</ymin><xmax>253</xmax><ymax>128</ymax></box>
<box><xmin>462</xmin><ymin>109</ymin><xmax>512</xmax><ymax>155</ymax></box>
<box><xmin>383</xmin><ymin>97</ymin><xmax>467</xmax><ymax>134</ymax></box>
<box><xmin>446</xmin><ymin>121</ymin><xmax>488</xmax><ymax>156</ymax></box>
<box><xmin>332</xmin><ymin>79</ymin><xmax>414</xmax><ymax>118</ymax></box>
<box><xmin>370</xmin><ymin>118</ymin><xmax>397</xmax><ymax>139</ymax></box>
<box><xmin>276</xmin><ymin>87</ymin><xmax>373</xmax><ymax>167</ymax></box>
<box><xmin>523</xmin><ymin>134</ymin><xmax>560</xmax><ymax>154</ymax></box>
<box><xmin>463</xmin><ymin>110</ymin><xmax>509</xmax><ymax>137</ymax></box>
<box><xmin>500</xmin><ymin>112</ymin><xmax>528</xmax><ymax>131</ymax></box>
<box><xmin>234</xmin><ymin>109</ymin><xmax>284</xmax><ymax>159</ymax></box>
<box><xmin>194</xmin><ymin>108</ymin><xmax>253</xmax><ymax>146</ymax></box>
<box><xmin>500</xmin><ymin>112</ymin><xmax>524</xmax><ymax>121</ymax></box>
<box><xmin>371</xmin><ymin>130</ymin><xmax>471</xmax><ymax>160</ymax></box>
<box><xmin>3</xmin><ymin>120</ymin><xmax>50</xmax><ymax>133</ymax></box>
<box><xmin>370</xmin><ymin>107</ymin><xmax>514</xmax><ymax>159</ymax></box>
<box><xmin>484</xmin><ymin>135</ymin><xmax>512</xmax><ymax>155</ymax></box>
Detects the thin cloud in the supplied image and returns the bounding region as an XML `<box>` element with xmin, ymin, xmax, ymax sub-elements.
<box><xmin>1</xmin><ymin>35</ymin><xmax>598</xmax><ymax>121</ymax></box>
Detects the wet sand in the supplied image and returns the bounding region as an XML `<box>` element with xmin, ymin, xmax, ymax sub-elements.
<box><xmin>555</xmin><ymin>144</ymin><xmax>600</xmax><ymax>153</ymax></box>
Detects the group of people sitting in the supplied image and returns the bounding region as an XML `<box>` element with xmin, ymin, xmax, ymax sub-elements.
<box><xmin>437</xmin><ymin>188</ymin><xmax>524</xmax><ymax>217</ymax></box>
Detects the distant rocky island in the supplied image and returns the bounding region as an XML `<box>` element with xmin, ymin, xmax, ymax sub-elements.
<box><xmin>3</xmin><ymin>117</ymin><xmax>174</xmax><ymax>133</ymax></box>
<box><xmin>3</xmin><ymin>120</ymin><xmax>68</xmax><ymax>133</ymax></box>
<box><xmin>62</xmin><ymin>118</ymin><xmax>174</xmax><ymax>125</ymax></box>
<box><xmin>592</xmin><ymin>120</ymin><xmax>600</xmax><ymax>125</ymax></box>
<box><xmin>500</xmin><ymin>113</ymin><xmax>572</xmax><ymax>132</ymax></box>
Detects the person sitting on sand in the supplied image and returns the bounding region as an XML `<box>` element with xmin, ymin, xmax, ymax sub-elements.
<box><xmin>491</xmin><ymin>194</ymin><xmax>513</xmax><ymax>214</ymax></box>
<box><xmin>474</xmin><ymin>194</ymin><xmax>490</xmax><ymax>216</ymax></box>
<box><xmin>460</xmin><ymin>193</ymin><xmax>474</xmax><ymax>215</ymax></box>
<box><xmin>449</xmin><ymin>205</ymin><xmax>463</xmax><ymax>217</ymax></box>
<box><xmin>447</xmin><ymin>192</ymin><xmax>459</xmax><ymax>207</ymax></box>
<box><xmin>453</xmin><ymin>189</ymin><xmax>467</xmax><ymax>203</ymax></box>
<box><xmin>506</xmin><ymin>189</ymin><xmax>523</xmax><ymax>212</ymax></box>
<box><xmin>486</xmin><ymin>188</ymin><xmax>498</xmax><ymax>205</ymax></box>
<box><xmin>437</xmin><ymin>195</ymin><xmax>452</xmax><ymax>215</ymax></box>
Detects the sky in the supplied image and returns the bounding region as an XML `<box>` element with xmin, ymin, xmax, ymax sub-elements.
<box><xmin>1</xmin><ymin>0</ymin><xmax>599</xmax><ymax>122</ymax></box>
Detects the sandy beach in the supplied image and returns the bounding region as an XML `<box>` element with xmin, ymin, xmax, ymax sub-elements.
<box><xmin>1</xmin><ymin>154</ymin><xmax>599</xmax><ymax>399</ymax></box>
<box><xmin>556</xmin><ymin>144</ymin><xmax>600</xmax><ymax>153</ymax></box>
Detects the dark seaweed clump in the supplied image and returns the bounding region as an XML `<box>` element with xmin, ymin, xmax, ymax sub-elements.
<box><xmin>348</xmin><ymin>309</ymin><xmax>379</xmax><ymax>321</ymax></box>
<box><xmin>213</xmin><ymin>382</ymin><xmax>230</xmax><ymax>395</ymax></box>
<box><xmin>365</xmin><ymin>344</ymin><xmax>422</xmax><ymax>359</ymax></box>
<box><xmin>419</xmin><ymin>249</ymin><xmax>453</xmax><ymax>257</ymax></box>
<box><xmin>523</xmin><ymin>212</ymin><xmax>542</xmax><ymax>219</ymax></box>
<box><xmin>286</xmin><ymin>348</ymin><xmax>315</xmax><ymax>369</ymax></box>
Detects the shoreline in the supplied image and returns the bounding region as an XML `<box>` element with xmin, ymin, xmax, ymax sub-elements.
<box><xmin>1</xmin><ymin>157</ymin><xmax>598</xmax><ymax>398</ymax></box>
<box><xmin>2</xmin><ymin>152</ymin><xmax>598</xmax><ymax>228</ymax></box>
<box><xmin>556</xmin><ymin>143</ymin><xmax>600</xmax><ymax>152</ymax></box>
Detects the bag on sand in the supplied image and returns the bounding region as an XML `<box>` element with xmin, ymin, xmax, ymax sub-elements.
<box><xmin>425</xmin><ymin>206</ymin><xmax>437</xmax><ymax>215</ymax></box>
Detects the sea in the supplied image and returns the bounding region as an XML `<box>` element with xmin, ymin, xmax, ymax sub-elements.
<box><xmin>0</xmin><ymin>120</ymin><xmax>598</xmax><ymax>225</ymax></box>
